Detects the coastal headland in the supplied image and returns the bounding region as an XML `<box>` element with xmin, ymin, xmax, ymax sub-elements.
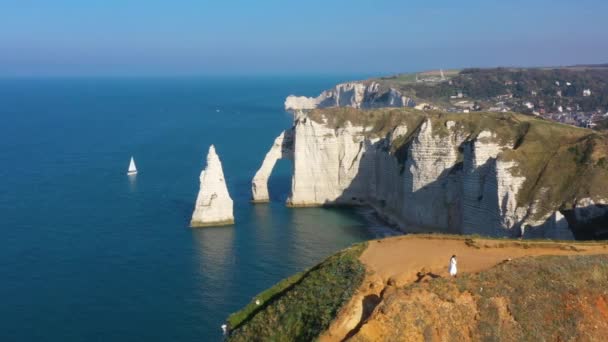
<box><xmin>227</xmin><ymin>234</ymin><xmax>608</xmax><ymax>341</ymax></box>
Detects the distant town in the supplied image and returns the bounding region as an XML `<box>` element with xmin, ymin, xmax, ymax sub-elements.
<box><xmin>439</xmin><ymin>83</ymin><xmax>607</xmax><ymax>129</ymax></box>
<box><xmin>380</xmin><ymin>65</ymin><xmax>608</xmax><ymax>129</ymax></box>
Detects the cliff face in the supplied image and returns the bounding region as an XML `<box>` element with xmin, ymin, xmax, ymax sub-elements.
<box><xmin>285</xmin><ymin>81</ymin><xmax>414</xmax><ymax>111</ymax></box>
<box><xmin>191</xmin><ymin>145</ymin><xmax>234</xmax><ymax>227</ymax></box>
<box><xmin>253</xmin><ymin>107</ymin><xmax>608</xmax><ymax>239</ymax></box>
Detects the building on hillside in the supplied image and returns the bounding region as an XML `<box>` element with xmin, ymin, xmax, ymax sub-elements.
<box><xmin>414</xmin><ymin>103</ymin><xmax>434</xmax><ymax>110</ymax></box>
<box><xmin>450</xmin><ymin>91</ymin><xmax>464</xmax><ymax>99</ymax></box>
<box><xmin>453</xmin><ymin>100</ymin><xmax>474</xmax><ymax>109</ymax></box>
<box><xmin>583</xmin><ymin>89</ymin><xmax>592</xmax><ymax>97</ymax></box>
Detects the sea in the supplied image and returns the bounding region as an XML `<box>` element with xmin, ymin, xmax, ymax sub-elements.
<box><xmin>0</xmin><ymin>76</ymin><xmax>399</xmax><ymax>341</ymax></box>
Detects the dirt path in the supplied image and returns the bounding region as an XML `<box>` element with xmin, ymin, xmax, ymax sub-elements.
<box><xmin>360</xmin><ymin>235</ymin><xmax>608</xmax><ymax>285</ymax></box>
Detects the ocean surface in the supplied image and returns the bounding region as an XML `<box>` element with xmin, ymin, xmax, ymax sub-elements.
<box><xmin>0</xmin><ymin>76</ymin><xmax>398</xmax><ymax>341</ymax></box>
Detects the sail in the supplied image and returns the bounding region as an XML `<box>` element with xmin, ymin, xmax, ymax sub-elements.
<box><xmin>128</xmin><ymin>157</ymin><xmax>137</xmax><ymax>174</ymax></box>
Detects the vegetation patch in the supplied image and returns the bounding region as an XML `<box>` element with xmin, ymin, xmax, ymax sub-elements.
<box><xmin>374</xmin><ymin>67</ymin><xmax>608</xmax><ymax>112</ymax></box>
<box><xmin>227</xmin><ymin>243</ymin><xmax>367</xmax><ymax>342</ymax></box>
<box><xmin>226</xmin><ymin>271</ymin><xmax>306</xmax><ymax>329</ymax></box>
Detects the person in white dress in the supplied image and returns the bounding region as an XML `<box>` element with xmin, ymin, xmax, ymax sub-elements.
<box><xmin>449</xmin><ymin>255</ymin><xmax>457</xmax><ymax>277</ymax></box>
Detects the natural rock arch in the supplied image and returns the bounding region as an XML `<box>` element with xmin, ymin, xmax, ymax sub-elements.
<box><xmin>251</xmin><ymin>129</ymin><xmax>294</xmax><ymax>203</ymax></box>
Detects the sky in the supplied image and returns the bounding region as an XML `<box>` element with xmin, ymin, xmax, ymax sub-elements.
<box><xmin>1</xmin><ymin>0</ymin><xmax>607</xmax><ymax>76</ymax></box>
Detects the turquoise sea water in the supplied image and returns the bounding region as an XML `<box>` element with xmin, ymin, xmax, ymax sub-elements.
<box><xmin>0</xmin><ymin>77</ymin><xmax>395</xmax><ymax>341</ymax></box>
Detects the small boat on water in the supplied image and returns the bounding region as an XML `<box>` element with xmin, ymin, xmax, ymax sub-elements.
<box><xmin>127</xmin><ymin>156</ymin><xmax>138</xmax><ymax>175</ymax></box>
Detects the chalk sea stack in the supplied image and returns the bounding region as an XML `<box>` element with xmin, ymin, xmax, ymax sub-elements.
<box><xmin>191</xmin><ymin>145</ymin><xmax>234</xmax><ymax>227</ymax></box>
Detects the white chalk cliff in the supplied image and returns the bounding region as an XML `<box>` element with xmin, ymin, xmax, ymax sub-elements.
<box><xmin>253</xmin><ymin>95</ymin><xmax>608</xmax><ymax>239</ymax></box>
<box><xmin>285</xmin><ymin>81</ymin><xmax>414</xmax><ymax>111</ymax></box>
<box><xmin>191</xmin><ymin>145</ymin><xmax>234</xmax><ymax>227</ymax></box>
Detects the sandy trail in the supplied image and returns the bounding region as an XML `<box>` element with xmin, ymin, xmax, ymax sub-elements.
<box><xmin>360</xmin><ymin>235</ymin><xmax>608</xmax><ymax>285</ymax></box>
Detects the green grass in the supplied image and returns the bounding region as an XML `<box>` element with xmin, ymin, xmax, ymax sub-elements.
<box><xmin>381</xmin><ymin>73</ymin><xmax>418</xmax><ymax>84</ymax></box>
<box><xmin>226</xmin><ymin>271</ymin><xmax>306</xmax><ymax>329</ymax></box>
<box><xmin>227</xmin><ymin>243</ymin><xmax>368</xmax><ymax>342</ymax></box>
<box><xmin>376</xmin><ymin>69</ymin><xmax>460</xmax><ymax>86</ymax></box>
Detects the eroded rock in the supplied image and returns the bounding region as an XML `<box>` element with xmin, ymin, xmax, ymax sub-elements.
<box><xmin>191</xmin><ymin>145</ymin><xmax>234</xmax><ymax>227</ymax></box>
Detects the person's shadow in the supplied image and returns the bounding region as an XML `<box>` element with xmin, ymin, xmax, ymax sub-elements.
<box><xmin>415</xmin><ymin>271</ymin><xmax>441</xmax><ymax>283</ymax></box>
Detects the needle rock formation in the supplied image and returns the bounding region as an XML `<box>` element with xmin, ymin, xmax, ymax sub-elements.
<box><xmin>191</xmin><ymin>145</ymin><xmax>234</xmax><ymax>227</ymax></box>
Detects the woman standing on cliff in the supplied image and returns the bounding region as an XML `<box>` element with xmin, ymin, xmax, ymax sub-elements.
<box><xmin>449</xmin><ymin>255</ymin><xmax>457</xmax><ymax>277</ymax></box>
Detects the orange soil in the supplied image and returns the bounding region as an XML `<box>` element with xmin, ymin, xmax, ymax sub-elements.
<box><xmin>360</xmin><ymin>235</ymin><xmax>608</xmax><ymax>286</ymax></box>
<box><xmin>321</xmin><ymin>235</ymin><xmax>608</xmax><ymax>341</ymax></box>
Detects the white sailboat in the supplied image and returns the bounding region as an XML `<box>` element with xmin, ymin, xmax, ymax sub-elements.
<box><xmin>127</xmin><ymin>156</ymin><xmax>138</xmax><ymax>175</ymax></box>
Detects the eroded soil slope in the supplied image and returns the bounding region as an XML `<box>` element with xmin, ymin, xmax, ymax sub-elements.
<box><xmin>323</xmin><ymin>235</ymin><xmax>608</xmax><ymax>341</ymax></box>
<box><xmin>351</xmin><ymin>254</ymin><xmax>608</xmax><ymax>341</ymax></box>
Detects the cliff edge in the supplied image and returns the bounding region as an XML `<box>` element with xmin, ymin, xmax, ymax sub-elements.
<box><xmin>226</xmin><ymin>235</ymin><xmax>608</xmax><ymax>342</ymax></box>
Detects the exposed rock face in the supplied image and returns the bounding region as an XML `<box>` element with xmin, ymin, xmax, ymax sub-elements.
<box><xmin>288</xmin><ymin>114</ymin><xmax>374</xmax><ymax>206</ymax></box>
<box><xmin>461</xmin><ymin>131</ymin><xmax>527</xmax><ymax>236</ymax></box>
<box><xmin>254</xmin><ymin>105</ymin><xmax>608</xmax><ymax>238</ymax></box>
<box><xmin>191</xmin><ymin>145</ymin><xmax>234</xmax><ymax>227</ymax></box>
<box><xmin>251</xmin><ymin>129</ymin><xmax>294</xmax><ymax>202</ymax></box>
<box><xmin>285</xmin><ymin>82</ymin><xmax>414</xmax><ymax>111</ymax></box>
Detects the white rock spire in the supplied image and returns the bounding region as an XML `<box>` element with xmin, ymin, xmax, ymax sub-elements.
<box><xmin>191</xmin><ymin>145</ymin><xmax>234</xmax><ymax>227</ymax></box>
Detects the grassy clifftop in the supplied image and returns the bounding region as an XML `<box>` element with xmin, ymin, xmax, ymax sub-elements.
<box><xmin>226</xmin><ymin>243</ymin><xmax>367</xmax><ymax>342</ymax></box>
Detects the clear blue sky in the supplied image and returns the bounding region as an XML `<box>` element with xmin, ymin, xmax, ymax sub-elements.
<box><xmin>2</xmin><ymin>0</ymin><xmax>607</xmax><ymax>76</ymax></box>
